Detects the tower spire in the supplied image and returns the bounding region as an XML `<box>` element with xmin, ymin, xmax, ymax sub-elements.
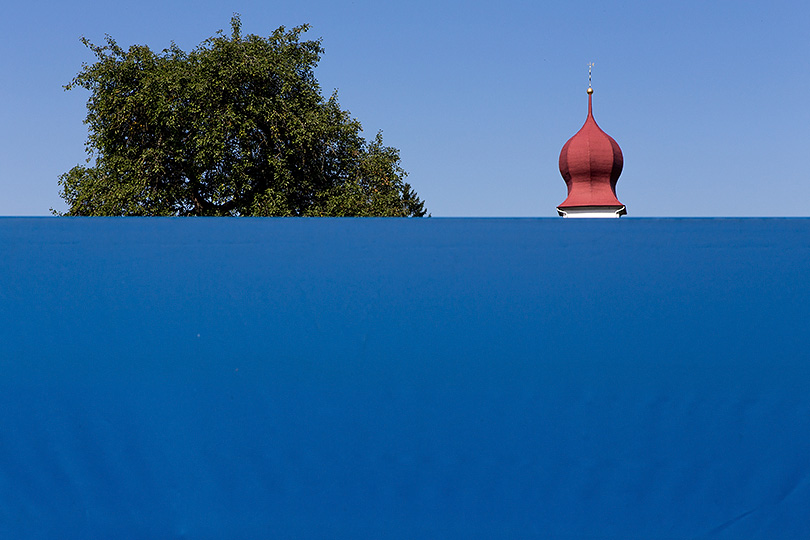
<box><xmin>556</xmin><ymin>71</ymin><xmax>626</xmax><ymax>218</ymax></box>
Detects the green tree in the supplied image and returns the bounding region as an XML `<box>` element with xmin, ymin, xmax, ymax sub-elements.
<box><xmin>58</xmin><ymin>16</ymin><xmax>426</xmax><ymax>217</ymax></box>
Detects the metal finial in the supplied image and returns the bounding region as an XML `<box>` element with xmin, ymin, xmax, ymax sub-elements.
<box><xmin>587</xmin><ymin>62</ymin><xmax>595</xmax><ymax>94</ymax></box>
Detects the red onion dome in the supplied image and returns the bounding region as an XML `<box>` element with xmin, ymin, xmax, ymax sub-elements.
<box><xmin>558</xmin><ymin>89</ymin><xmax>624</xmax><ymax>211</ymax></box>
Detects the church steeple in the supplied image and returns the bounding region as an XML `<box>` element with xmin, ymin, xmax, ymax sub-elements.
<box><xmin>557</xmin><ymin>73</ymin><xmax>626</xmax><ymax>218</ymax></box>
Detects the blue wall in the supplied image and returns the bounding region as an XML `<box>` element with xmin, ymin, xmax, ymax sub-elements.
<box><xmin>1</xmin><ymin>218</ymin><xmax>809</xmax><ymax>539</ymax></box>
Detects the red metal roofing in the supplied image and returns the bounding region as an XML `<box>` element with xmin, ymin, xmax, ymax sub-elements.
<box><xmin>558</xmin><ymin>93</ymin><xmax>624</xmax><ymax>208</ymax></box>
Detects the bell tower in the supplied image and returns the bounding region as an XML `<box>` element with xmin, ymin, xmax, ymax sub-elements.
<box><xmin>557</xmin><ymin>67</ymin><xmax>626</xmax><ymax>218</ymax></box>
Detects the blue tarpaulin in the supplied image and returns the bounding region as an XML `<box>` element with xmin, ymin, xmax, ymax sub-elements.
<box><xmin>1</xmin><ymin>218</ymin><xmax>808</xmax><ymax>538</ymax></box>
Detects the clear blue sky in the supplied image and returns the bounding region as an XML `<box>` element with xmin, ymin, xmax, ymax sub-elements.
<box><xmin>1</xmin><ymin>0</ymin><xmax>808</xmax><ymax>216</ymax></box>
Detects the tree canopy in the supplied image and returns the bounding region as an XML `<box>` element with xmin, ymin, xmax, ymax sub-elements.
<box><xmin>58</xmin><ymin>16</ymin><xmax>426</xmax><ymax>217</ymax></box>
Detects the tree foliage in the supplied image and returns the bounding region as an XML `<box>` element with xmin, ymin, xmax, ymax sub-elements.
<box><xmin>58</xmin><ymin>16</ymin><xmax>426</xmax><ymax>217</ymax></box>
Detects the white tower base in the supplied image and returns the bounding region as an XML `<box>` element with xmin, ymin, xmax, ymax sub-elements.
<box><xmin>557</xmin><ymin>206</ymin><xmax>626</xmax><ymax>218</ymax></box>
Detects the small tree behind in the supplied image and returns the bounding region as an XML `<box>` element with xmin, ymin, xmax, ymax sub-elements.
<box><xmin>58</xmin><ymin>16</ymin><xmax>426</xmax><ymax>217</ymax></box>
